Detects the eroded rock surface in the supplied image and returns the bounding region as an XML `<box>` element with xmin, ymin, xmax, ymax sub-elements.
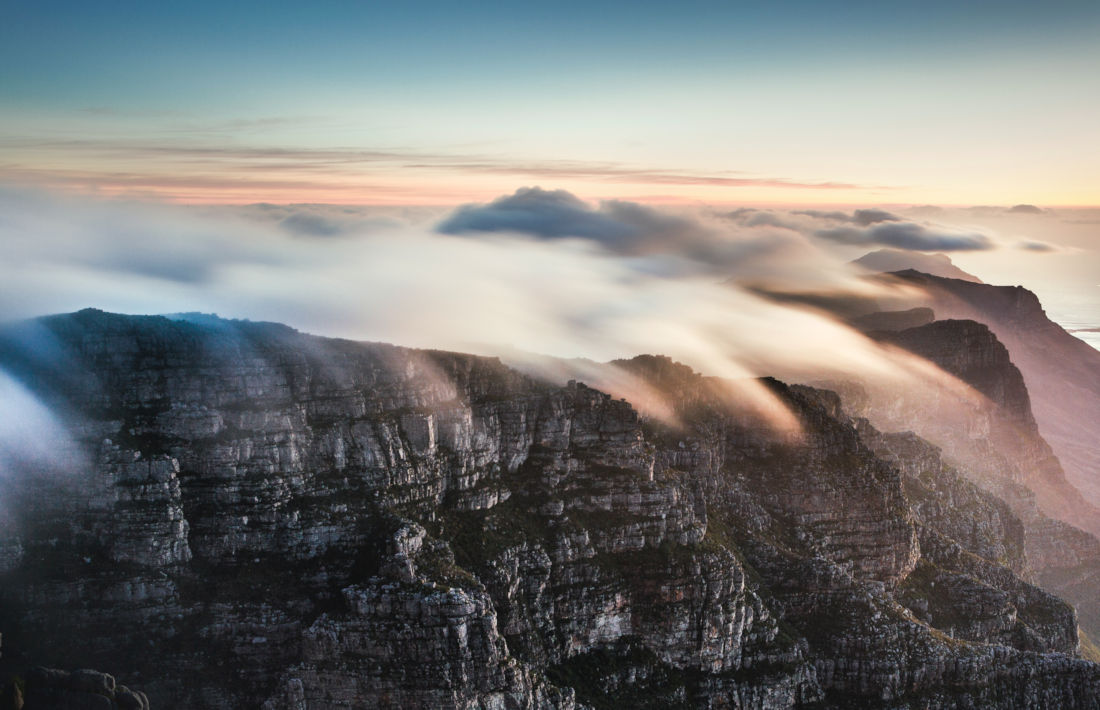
<box><xmin>0</xmin><ymin>310</ymin><xmax>1097</xmax><ymax>708</ymax></box>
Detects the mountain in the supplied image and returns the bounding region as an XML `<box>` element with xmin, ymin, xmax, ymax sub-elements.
<box><xmin>884</xmin><ymin>271</ymin><xmax>1100</xmax><ymax>520</ymax></box>
<box><xmin>871</xmin><ymin>319</ymin><xmax>1100</xmax><ymax>534</ymax></box>
<box><xmin>851</xmin><ymin>249</ymin><xmax>983</xmax><ymax>283</ymax></box>
<box><xmin>1</xmin><ymin>310</ymin><xmax>1099</xmax><ymax>708</ymax></box>
<box><xmin>834</xmin><ymin>317</ymin><xmax>1100</xmax><ymax>640</ymax></box>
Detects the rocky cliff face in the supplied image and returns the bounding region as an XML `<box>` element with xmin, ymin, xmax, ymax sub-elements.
<box><xmin>885</xmin><ymin>270</ymin><xmax>1100</xmax><ymax>519</ymax></box>
<box><xmin>845</xmin><ymin>317</ymin><xmax>1100</xmax><ymax>643</ymax></box>
<box><xmin>0</xmin><ymin>310</ymin><xmax>1098</xmax><ymax>708</ymax></box>
<box><xmin>867</xmin><ymin>318</ymin><xmax>1093</xmax><ymax>523</ymax></box>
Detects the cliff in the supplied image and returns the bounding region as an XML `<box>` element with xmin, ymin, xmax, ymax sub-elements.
<box><xmin>886</xmin><ymin>270</ymin><xmax>1100</xmax><ymax>517</ymax></box>
<box><xmin>0</xmin><ymin>310</ymin><xmax>1097</xmax><ymax>708</ymax></box>
<box><xmin>841</xmin><ymin>317</ymin><xmax>1100</xmax><ymax>644</ymax></box>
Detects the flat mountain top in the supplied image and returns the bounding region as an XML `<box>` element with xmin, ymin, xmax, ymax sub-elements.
<box><xmin>853</xmin><ymin>248</ymin><xmax>983</xmax><ymax>283</ymax></box>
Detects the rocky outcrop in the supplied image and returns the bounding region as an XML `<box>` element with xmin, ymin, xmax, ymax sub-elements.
<box><xmin>0</xmin><ymin>310</ymin><xmax>1098</xmax><ymax>708</ymax></box>
<box><xmin>0</xmin><ymin>655</ymin><xmax>150</xmax><ymax>710</ymax></box>
<box><xmin>858</xmin><ymin>425</ymin><xmax>1027</xmax><ymax>575</ymax></box>
<box><xmin>20</xmin><ymin>668</ymin><xmax>150</xmax><ymax>710</ymax></box>
<box><xmin>616</xmin><ymin>363</ymin><xmax>1093</xmax><ymax>706</ymax></box>
<box><xmin>873</xmin><ymin>319</ymin><xmax>1036</xmax><ymax>428</ymax></box>
<box><xmin>885</xmin><ymin>270</ymin><xmax>1100</xmax><ymax>523</ymax></box>
<box><xmin>849</xmin><ymin>317</ymin><xmax>1100</xmax><ymax>644</ymax></box>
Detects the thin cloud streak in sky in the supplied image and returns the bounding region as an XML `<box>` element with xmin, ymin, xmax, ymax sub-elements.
<box><xmin>0</xmin><ymin>137</ymin><xmax>885</xmax><ymax>203</ymax></box>
<box><xmin>1017</xmin><ymin>240</ymin><xmax>1058</xmax><ymax>252</ymax></box>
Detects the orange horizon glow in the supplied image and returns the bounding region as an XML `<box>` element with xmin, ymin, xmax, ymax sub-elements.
<box><xmin>5</xmin><ymin>171</ymin><xmax>1097</xmax><ymax>208</ymax></box>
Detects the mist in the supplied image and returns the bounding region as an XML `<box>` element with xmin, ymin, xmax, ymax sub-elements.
<box><xmin>0</xmin><ymin>367</ymin><xmax>86</xmax><ymax>547</ymax></box>
<box><xmin>0</xmin><ymin>189</ymin><xmax>885</xmax><ymax>348</ymax></box>
<box><xmin>0</xmin><ymin>186</ymin><xmax>1064</xmax><ymax>428</ymax></box>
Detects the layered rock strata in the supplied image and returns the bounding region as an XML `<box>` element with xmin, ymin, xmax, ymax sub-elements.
<box><xmin>0</xmin><ymin>310</ymin><xmax>1096</xmax><ymax>708</ymax></box>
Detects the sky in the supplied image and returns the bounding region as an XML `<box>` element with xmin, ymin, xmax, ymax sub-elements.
<box><xmin>2</xmin><ymin>0</ymin><xmax>1099</xmax><ymax>206</ymax></box>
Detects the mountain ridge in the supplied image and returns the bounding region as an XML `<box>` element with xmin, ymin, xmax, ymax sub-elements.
<box><xmin>1</xmin><ymin>310</ymin><xmax>1099</xmax><ymax>708</ymax></box>
<box><xmin>883</xmin><ymin>270</ymin><xmax>1100</xmax><ymax>511</ymax></box>
<box><xmin>851</xmin><ymin>248</ymin><xmax>983</xmax><ymax>283</ymax></box>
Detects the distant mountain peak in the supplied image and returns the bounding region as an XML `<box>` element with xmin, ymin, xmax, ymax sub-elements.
<box><xmin>852</xmin><ymin>248</ymin><xmax>983</xmax><ymax>283</ymax></box>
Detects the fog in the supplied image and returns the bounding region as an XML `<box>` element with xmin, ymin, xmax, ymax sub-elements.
<box><xmin>0</xmin><ymin>368</ymin><xmax>86</xmax><ymax>533</ymax></box>
<box><xmin>1</xmin><ymin>186</ymin><xmax>1085</xmax><ymax>430</ymax></box>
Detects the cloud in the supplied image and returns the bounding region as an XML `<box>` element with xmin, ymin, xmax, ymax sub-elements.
<box><xmin>0</xmin><ymin>367</ymin><xmax>88</xmax><ymax>529</ymax></box>
<box><xmin>1008</xmin><ymin>204</ymin><xmax>1044</xmax><ymax>214</ymax></box>
<box><xmin>720</xmin><ymin>208</ymin><xmax>759</xmax><ymax>220</ymax></box>
<box><xmin>852</xmin><ymin>209</ymin><xmax>902</xmax><ymax>226</ymax></box>
<box><xmin>411</xmin><ymin>161</ymin><xmax>867</xmax><ymax>190</ymax></box>
<box><xmin>815</xmin><ymin>221</ymin><xmax>994</xmax><ymax>252</ymax></box>
<box><xmin>790</xmin><ymin>209</ymin><xmax>849</xmax><ymax>222</ymax></box>
<box><xmin>0</xmin><ymin>186</ymin><xmax>921</xmax><ymax>384</ymax></box>
<box><xmin>906</xmin><ymin>205</ymin><xmax>945</xmax><ymax>216</ymax></box>
<box><xmin>438</xmin><ymin>187</ymin><xmax>734</xmax><ymax>267</ymax></box>
<box><xmin>793</xmin><ymin>208</ymin><xmax>901</xmax><ymax>226</ymax></box>
<box><xmin>719</xmin><ymin>208</ymin><xmax>800</xmax><ymax>228</ymax></box>
<box><xmin>438</xmin><ymin>187</ymin><xmax>639</xmax><ymax>241</ymax></box>
<box><xmin>0</xmin><ymin>189</ymin><xmax>301</xmax><ymax>285</ymax></box>
<box><xmin>1</xmin><ymin>135</ymin><xmax>885</xmax><ymax>203</ymax></box>
<box><xmin>279</xmin><ymin>213</ymin><xmax>344</xmax><ymax>237</ymax></box>
<box><xmin>0</xmin><ymin>369</ymin><xmax>77</xmax><ymax>473</ymax></box>
<box><xmin>1017</xmin><ymin>240</ymin><xmax>1058</xmax><ymax>252</ymax></box>
<box><xmin>743</xmin><ymin>212</ymin><xmax>797</xmax><ymax>229</ymax></box>
<box><xmin>266</xmin><ymin>207</ymin><xmax>404</xmax><ymax>238</ymax></box>
<box><xmin>436</xmin><ymin>188</ymin><xmax>873</xmax><ymax>289</ymax></box>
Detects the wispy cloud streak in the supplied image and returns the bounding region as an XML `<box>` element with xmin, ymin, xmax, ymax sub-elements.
<box><xmin>0</xmin><ymin>137</ymin><xmax>885</xmax><ymax>202</ymax></box>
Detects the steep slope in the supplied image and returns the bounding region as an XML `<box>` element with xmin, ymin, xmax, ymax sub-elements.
<box><xmin>887</xmin><ymin>270</ymin><xmax>1100</xmax><ymax>512</ymax></box>
<box><xmin>616</xmin><ymin>358</ymin><xmax>1094</xmax><ymax>707</ymax></box>
<box><xmin>0</xmin><ymin>310</ymin><xmax>1097</xmax><ymax>708</ymax></box>
<box><xmin>832</xmin><ymin>318</ymin><xmax>1100</xmax><ymax>641</ymax></box>
<box><xmin>871</xmin><ymin>319</ymin><xmax>1100</xmax><ymax>534</ymax></box>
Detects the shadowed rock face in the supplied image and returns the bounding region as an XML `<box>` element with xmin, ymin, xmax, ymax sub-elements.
<box><xmin>876</xmin><ymin>320</ymin><xmax>1035</xmax><ymax>426</ymax></box>
<box><xmin>18</xmin><ymin>667</ymin><xmax>149</xmax><ymax>710</ymax></box>
<box><xmin>886</xmin><ymin>271</ymin><xmax>1100</xmax><ymax>521</ymax></box>
<box><xmin>853</xmin><ymin>317</ymin><xmax>1100</xmax><ymax>642</ymax></box>
<box><xmin>0</xmin><ymin>310</ymin><xmax>1098</xmax><ymax>709</ymax></box>
<box><xmin>875</xmin><ymin>318</ymin><xmax>1100</xmax><ymax>535</ymax></box>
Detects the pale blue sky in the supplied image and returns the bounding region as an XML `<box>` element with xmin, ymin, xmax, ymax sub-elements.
<box><xmin>1</xmin><ymin>1</ymin><xmax>1098</xmax><ymax>204</ymax></box>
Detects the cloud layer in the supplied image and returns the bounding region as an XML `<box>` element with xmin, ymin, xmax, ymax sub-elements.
<box><xmin>720</xmin><ymin>207</ymin><xmax>995</xmax><ymax>253</ymax></box>
<box><xmin>437</xmin><ymin>187</ymin><xmax>848</xmax><ymax>284</ymax></box>
<box><xmin>0</xmin><ymin>187</ymin><xmax>944</xmax><ymax>413</ymax></box>
<box><xmin>5</xmin><ymin>185</ymin><xmax>1085</xmax><ymax>440</ymax></box>
<box><xmin>794</xmin><ymin>208</ymin><xmax>901</xmax><ymax>226</ymax></box>
<box><xmin>815</xmin><ymin>221</ymin><xmax>994</xmax><ymax>251</ymax></box>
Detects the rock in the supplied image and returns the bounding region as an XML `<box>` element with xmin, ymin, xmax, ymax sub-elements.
<box><xmin>1</xmin><ymin>310</ymin><xmax>1099</xmax><ymax>708</ymax></box>
<box><xmin>18</xmin><ymin>667</ymin><xmax>146</xmax><ymax>710</ymax></box>
<box><xmin>0</xmin><ymin>680</ymin><xmax>22</xmax><ymax>710</ymax></box>
<box><xmin>859</xmin><ymin>317</ymin><xmax>1100</xmax><ymax>642</ymax></box>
